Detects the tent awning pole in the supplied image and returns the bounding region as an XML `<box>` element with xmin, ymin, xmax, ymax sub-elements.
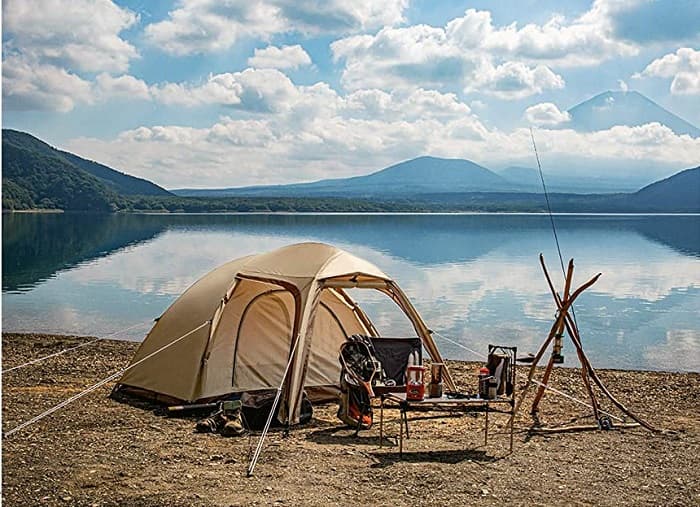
<box><xmin>246</xmin><ymin>330</ymin><xmax>303</xmax><ymax>477</ymax></box>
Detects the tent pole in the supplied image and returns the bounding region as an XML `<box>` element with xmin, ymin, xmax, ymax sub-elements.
<box><xmin>247</xmin><ymin>332</ymin><xmax>303</xmax><ymax>477</ymax></box>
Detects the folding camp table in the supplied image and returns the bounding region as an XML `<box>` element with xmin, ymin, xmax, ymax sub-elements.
<box><xmin>379</xmin><ymin>392</ymin><xmax>515</xmax><ymax>455</ymax></box>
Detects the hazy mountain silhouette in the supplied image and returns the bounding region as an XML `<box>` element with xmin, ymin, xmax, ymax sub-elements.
<box><xmin>565</xmin><ymin>91</ymin><xmax>700</xmax><ymax>137</ymax></box>
<box><xmin>174</xmin><ymin>156</ymin><xmax>522</xmax><ymax>197</ymax></box>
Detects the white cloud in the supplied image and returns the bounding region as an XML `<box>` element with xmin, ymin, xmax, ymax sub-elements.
<box><xmin>2</xmin><ymin>0</ymin><xmax>141</xmax><ymax>111</ymax></box>
<box><xmin>670</xmin><ymin>72</ymin><xmax>700</xmax><ymax>95</ymax></box>
<box><xmin>2</xmin><ymin>55</ymin><xmax>93</xmax><ymax>112</ymax></box>
<box><xmin>635</xmin><ymin>48</ymin><xmax>700</xmax><ymax>95</ymax></box>
<box><xmin>248</xmin><ymin>45</ymin><xmax>312</xmax><ymax>70</ymax></box>
<box><xmin>344</xmin><ymin>88</ymin><xmax>473</xmax><ymax>122</ymax></box>
<box><xmin>448</xmin><ymin>8</ymin><xmax>636</xmax><ymax>67</ymax></box>
<box><xmin>145</xmin><ymin>0</ymin><xmax>407</xmax><ymax>56</ymax></box>
<box><xmin>468</xmin><ymin>62</ymin><xmax>565</xmax><ymax>99</ymax></box>
<box><xmin>329</xmin><ymin>2</ymin><xmax>700</xmax><ymax>95</ymax></box>
<box><xmin>331</xmin><ymin>9</ymin><xmax>618</xmax><ymax>97</ymax></box>
<box><xmin>524</xmin><ymin>102</ymin><xmax>571</xmax><ymax>126</ymax></box>
<box><xmin>2</xmin><ymin>0</ymin><xmax>138</xmax><ymax>73</ymax></box>
<box><xmin>150</xmin><ymin>68</ymin><xmax>300</xmax><ymax>111</ymax></box>
<box><xmin>96</xmin><ymin>73</ymin><xmax>151</xmax><ymax>101</ymax></box>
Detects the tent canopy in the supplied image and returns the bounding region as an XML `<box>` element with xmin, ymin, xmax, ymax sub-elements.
<box><xmin>118</xmin><ymin>242</ymin><xmax>454</xmax><ymax>423</ymax></box>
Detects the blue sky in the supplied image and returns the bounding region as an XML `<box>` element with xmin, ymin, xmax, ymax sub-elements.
<box><xmin>2</xmin><ymin>0</ymin><xmax>699</xmax><ymax>188</ymax></box>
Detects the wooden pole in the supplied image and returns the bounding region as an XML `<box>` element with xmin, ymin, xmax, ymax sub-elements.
<box><xmin>530</xmin><ymin>354</ymin><xmax>556</xmax><ymax>413</ymax></box>
<box><xmin>531</xmin><ymin>258</ymin><xmax>575</xmax><ymax>413</ymax></box>
<box><xmin>513</xmin><ymin>261</ymin><xmax>601</xmax><ymax>418</ymax></box>
<box><xmin>529</xmin><ymin>422</ymin><xmax>640</xmax><ymax>434</ymax></box>
<box><xmin>520</xmin><ymin>254</ymin><xmax>659</xmax><ymax>433</ymax></box>
<box><xmin>540</xmin><ymin>258</ymin><xmax>602</xmax><ymax>420</ymax></box>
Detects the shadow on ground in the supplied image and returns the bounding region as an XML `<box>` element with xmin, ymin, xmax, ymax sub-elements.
<box><xmin>369</xmin><ymin>448</ymin><xmax>499</xmax><ymax>468</ymax></box>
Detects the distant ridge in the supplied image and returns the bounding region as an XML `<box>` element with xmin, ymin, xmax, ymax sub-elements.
<box><xmin>566</xmin><ymin>91</ymin><xmax>700</xmax><ymax>137</ymax></box>
<box><xmin>627</xmin><ymin>166</ymin><xmax>700</xmax><ymax>212</ymax></box>
<box><xmin>174</xmin><ymin>156</ymin><xmax>522</xmax><ymax>197</ymax></box>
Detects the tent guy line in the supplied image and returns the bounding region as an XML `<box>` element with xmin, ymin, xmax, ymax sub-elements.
<box><xmin>3</xmin><ymin>320</ymin><xmax>210</xmax><ymax>438</ymax></box>
<box><xmin>2</xmin><ymin>320</ymin><xmax>153</xmax><ymax>375</ymax></box>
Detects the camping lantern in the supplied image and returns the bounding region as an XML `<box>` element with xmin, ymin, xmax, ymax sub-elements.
<box><xmin>406</xmin><ymin>365</ymin><xmax>425</xmax><ymax>401</ymax></box>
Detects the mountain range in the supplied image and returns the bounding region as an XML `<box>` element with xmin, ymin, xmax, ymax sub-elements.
<box><xmin>2</xmin><ymin>124</ymin><xmax>699</xmax><ymax>213</ymax></box>
<box><xmin>175</xmin><ymin>157</ymin><xmax>524</xmax><ymax>198</ymax></box>
<box><xmin>173</xmin><ymin>155</ymin><xmax>687</xmax><ymax>198</ymax></box>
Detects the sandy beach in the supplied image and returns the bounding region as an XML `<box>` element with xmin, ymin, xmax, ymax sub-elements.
<box><xmin>2</xmin><ymin>332</ymin><xmax>699</xmax><ymax>506</ymax></box>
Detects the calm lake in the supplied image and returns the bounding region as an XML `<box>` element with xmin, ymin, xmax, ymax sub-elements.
<box><xmin>2</xmin><ymin>213</ymin><xmax>699</xmax><ymax>372</ymax></box>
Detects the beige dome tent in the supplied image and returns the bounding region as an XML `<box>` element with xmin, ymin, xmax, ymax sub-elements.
<box><xmin>117</xmin><ymin>242</ymin><xmax>455</xmax><ymax>423</ymax></box>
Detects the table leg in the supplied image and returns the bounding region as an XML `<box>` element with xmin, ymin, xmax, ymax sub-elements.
<box><xmin>508</xmin><ymin>409</ymin><xmax>514</xmax><ymax>452</ymax></box>
<box><xmin>399</xmin><ymin>408</ymin><xmax>404</xmax><ymax>458</ymax></box>
<box><xmin>484</xmin><ymin>405</ymin><xmax>489</xmax><ymax>446</ymax></box>
<box><xmin>379</xmin><ymin>396</ymin><xmax>384</xmax><ymax>448</ymax></box>
<box><xmin>403</xmin><ymin>409</ymin><xmax>410</xmax><ymax>439</ymax></box>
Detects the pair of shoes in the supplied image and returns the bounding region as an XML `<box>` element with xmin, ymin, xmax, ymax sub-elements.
<box><xmin>220</xmin><ymin>400</ymin><xmax>246</xmax><ymax>437</ymax></box>
<box><xmin>195</xmin><ymin>410</ymin><xmax>226</xmax><ymax>433</ymax></box>
<box><xmin>221</xmin><ymin>415</ymin><xmax>246</xmax><ymax>437</ymax></box>
<box><xmin>195</xmin><ymin>400</ymin><xmax>248</xmax><ymax>437</ymax></box>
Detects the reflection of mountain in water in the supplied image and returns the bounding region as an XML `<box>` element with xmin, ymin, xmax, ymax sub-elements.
<box><xmin>3</xmin><ymin>214</ymin><xmax>698</xmax><ymax>292</ymax></box>
<box><xmin>152</xmin><ymin>214</ymin><xmax>700</xmax><ymax>263</ymax></box>
<box><xmin>2</xmin><ymin>214</ymin><xmax>167</xmax><ymax>292</ymax></box>
<box><xmin>630</xmin><ymin>216</ymin><xmax>700</xmax><ymax>258</ymax></box>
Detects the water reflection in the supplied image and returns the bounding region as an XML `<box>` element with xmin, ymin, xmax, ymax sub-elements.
<box><xmin>2</xmin><ymin>213</ymin><xmax>699</xmax><ymax>371</ymax></box>
<box><xmin>2</xmin><ymin>213</ymin><xmax>167</xmax><ymax>292</ymax></box>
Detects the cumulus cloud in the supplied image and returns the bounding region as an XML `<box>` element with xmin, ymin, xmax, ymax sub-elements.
<box><xmin>448</xmin><ymin>8</ymin><xmax>636</xmax><ymax>66</ymax></box>
<box><xmin>329</xmin><ymin>2</ymin><xmax>700</xmax><ymax>95</ymax></box>
<box><xmin>2</xmin><ymin>55</ymin><xmax>94</xmax><ymax>112</ymax></box>
<box><xmin>468</xmin><ymin>62</ymin><xmax>565</xmax><ymax>99</ymax></box>
<box><xmin>145</xmin><ymin>0</ymin><xmax>407</xmax><ymax>56</ymax></box>
<box><xmin>248</xmin><ymin>45</ymin><xmax>312</xmax><ymax>70</ymax></box>
<box><xmin>150</xmin><ymin>68</ymin><xmax>300</xmax><ymax>112</ymax></box>
<box><xmin>330</xmin><ymin>7</ymin><xmax>635</xmax><ymax>97</ymax></box>
<box><xmin>95</xmin><ymin>73</ymin><xmax>151</xmax><ymax>101</ymax></box>
<box><xmin>2</xmin><ymin>0</ymin><xmax>139</xmax><ymax>73</ymax></box>
<box><xmin>524</xmin><ymin>102</ymin><xmax>571</xmax><ymax>126</ymax></box>
<box><xmin>2</xmin><ymin>0</ymin><xmax>141</xmax><ymax>111</ymax></box>
<box><xmin>635</xmin><ymin>48</ymin><xmax>700</xmax><ymax>95</ymax></box>
<box><xmin>331</xmin><ymin>24</ymin><xmax>567</xmax><ymax>98</ymax></box>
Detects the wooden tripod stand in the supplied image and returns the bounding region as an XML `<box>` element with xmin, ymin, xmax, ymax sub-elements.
<box><xmin>514</xmin><ymin>254</ymin><xmax>657</xmax><ymax>433</ymax></box>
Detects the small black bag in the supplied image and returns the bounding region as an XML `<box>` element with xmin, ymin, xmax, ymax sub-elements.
<box><xmin>241</xmin><ymin>390</ymin><xmax>313</xmax><ymax>430</ymax></box>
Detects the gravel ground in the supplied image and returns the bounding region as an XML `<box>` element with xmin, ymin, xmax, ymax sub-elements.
<box><xmin>2</xmin><ymin>333</ymin><xmax>699</xmax><ymax>506</ymax></box>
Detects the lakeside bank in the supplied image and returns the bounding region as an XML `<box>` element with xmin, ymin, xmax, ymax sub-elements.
<box><xmin>2</xmin><ymin>333</ymin><xmax>699</xmax><ymax>506</ymax></box>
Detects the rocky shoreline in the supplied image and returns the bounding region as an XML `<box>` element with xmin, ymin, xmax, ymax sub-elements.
<box><xmin>2</xmin><ymin>333</ymin><xmax>699</xmax><ymax>506</ymax></box>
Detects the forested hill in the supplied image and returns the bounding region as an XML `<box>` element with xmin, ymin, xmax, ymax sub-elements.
<box><xmin>2</xmin><ymin>129</ymin><xmax>171</xmax><ymax>210</ymax></box>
